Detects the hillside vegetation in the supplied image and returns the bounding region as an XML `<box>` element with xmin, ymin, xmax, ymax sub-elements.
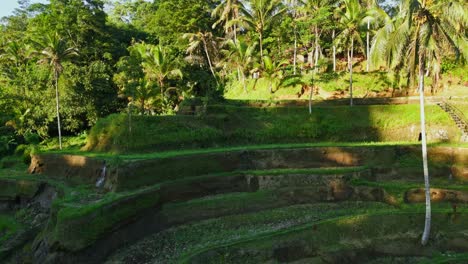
<box><xmin>83</xmin><ymin>104</ymin><xmax>459</xmax><ymax>153</ymax></box>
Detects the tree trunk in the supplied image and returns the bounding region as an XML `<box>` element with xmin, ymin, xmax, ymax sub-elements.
<box><xmin>419</xmin><ymin>57</ymin><xmax>431</xmax><ymax>246</ymax></box>
<box><xmin>349</xmin><ymin>38</ymin><xmax>354</xmax><ymax>106</ymax></box>
<box><xmin>54</xmin><ymin>70</ymin><xmax>62</xmax><ymax>150</ymax></box>
<box><xmin>308</xmin><ymin>76</ymin><xmax>314</xmax><ymax>114</ymax></box>
<box><xmin>233</xmin><ymin>4</ymin><xmax>238</xmax><ymax>42</ymax></box>
<box><xmin>314</xmin><ymin>26</ymin><xmax>319</xmax><ymax>70</ymax></box>
<box><xmin>233</xmin><ymin>24</ymin><xmax>237</xmax><ymax>42</ymax></box>
<box><xmin>332</xmin><ymin>29</ymin><xmax>336</xmax><ymax>72</ymax></box>
<box><xmin>259</xmin><ymin>31</ymin><xmax>264</xmax><ymax>62</ymax></box>
<box><xmin>160</xmin><ymin>79</ymin><xmax>164</xmax><ymax>101</ymax></box>
<box><xmin>240</xmin><ymin>67</ymin><xmax>247</xmax><ymax>93</ymax></box>
<box><xmin>141</xmin><ymin>98</ymin><xmax>145</xmax><ymax>115</ymax></box>
<box><xmin>127</xmin><ymin>99</ymin><xmax>132</xmax><ymax>151</ymax></box>
<box><xmin>366</xmin><ymin>19</ymin><xmax>370</xmax><ymax>72</ymax></box>
<box><xmin>202</xmin><ymin>38</ymin><xmax>218</xmax><ymax>85</ymax></box>
<box><xmin>293</xmin><ymin>26</ymin><xmax>297</xmax><ymax>75</ymax></box>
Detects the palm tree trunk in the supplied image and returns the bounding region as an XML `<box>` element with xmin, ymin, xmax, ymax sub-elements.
<box><xmin>160</xmin><ymin>79</ymin><xmax>164</xmax><ymax>101</ymax></box>
<box><xmin>259</xmin><ymin>31</ymin><xmax>264</xmax><ymax>61</ymax></box>
<box><xmin>240</xmin><ymin>67</ymin><xmax>247</xmax><ymax>93</ymax></box>
<box><xmin>202</xmin><ymin>38</ymin><xmax>218</xmax><ymax>85</ymax></box>
<box><xmin>314</xmin><ymin>26</ymin><xmax>319</xmax><ymax>69</ymax></box>
<box><xmin>293</xmin><ymin>26</ymin><xmax>297</xmax><ymax>75</ymax></box>
<box><xmin>332</xmin><ymin>29</ymin><xmax>336</xmax><ymax>72</ymax></box>
<box><xmin>349</xmin><ymin>38</ymin><xmax>354</xmax><ymax>106</ymax></box>
<box><xmin>309</xmin><ymin>75</ymin><xmax>314</xmax><ymax>114</ymax></box>
<box><xmin>127</xmin><ymin>99</ymin><xmax>132</xmax><ymax>151</ymax></box>
<box><xmin>233</xmin><ymin>24</ymin><xmax>237</xmax><ymax>42</ymax></box>
<box><xmin>233</xmin><ymin>4</ymin><xmax>238</xmax><ymax>42</ymax></box>
<box><xmin>419</xmin><ymin>58</ymin><xmax>431</xmax><ymax>246</ymax></box>
<box><xmin>54</xmin><ymin>70</ymin><xmax>62</xmax><ymax>150</ymax></box>
<box><xmin>366</xmin><ymin>19</ymin><xmax>370</xmax><ymax>72</ymax></box>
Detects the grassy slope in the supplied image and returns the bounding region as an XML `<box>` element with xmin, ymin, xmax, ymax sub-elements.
<box><xmin>0</xmin><ymin>215</ymin><xmax>20</xmax><ymax>244</ymax></box>
<box><xmin>108</xmin><ymin>202</ymin><xmax>395</xmax><ymax>263</ymax></box>
<box><xmin>83</xmin><ymin>104</ymin><xmax>458</xmax><ymax>153</ymax></box>
<box><xmin>224</xmin><ymin>65</ymin><xmax>468</xmax><ymax>101</ymax></box>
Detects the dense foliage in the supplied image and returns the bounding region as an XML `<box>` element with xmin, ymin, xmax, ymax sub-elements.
<box><xmin>0</xmin><ymin>0</ymin><xmax>466</xmax><ymax>155</ymax></box>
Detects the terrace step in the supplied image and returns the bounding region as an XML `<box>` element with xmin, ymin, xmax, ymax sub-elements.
<box><xmin>436</xmin><ymin>101</ymin><xmax>468</xmax><ymax>142</ymax></box>
<box><xmin>186</xmin><ymin>212</ymin><xmax>468</xmax><ymax>263</ymax></box>
<box><xmin>106</xmin><ymin>202</ymin><xmax>395</xmax><ymax>263</ymax></box>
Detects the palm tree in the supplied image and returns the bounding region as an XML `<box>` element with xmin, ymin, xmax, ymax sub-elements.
<box><xmin>238</xmin><ymin>0</ymin><xmax>286</xmax><ymax>60</ymax></box>
<box><xmin>335</xmin><ymin>0</ymin><xmax>367</xmax><ymax>106</ymax></box>
<box><xmin>134</xmin><ymin>43</ymin><xmax>183</xmax><ymax>101</ymax></box>
<box><xmin>222</xmin><ymin>39</ymin><xmax>257</xmax><ymax>93</ymax></box>
<box><xmin>371</xmin><ymin>0</ymin><xmax>466</xmax><ymax>245</ymax></box>
<box><xmin>301</xmin><ymin>0</ymin><xmax>334</xmax><ymax>71</ymax></box>
<box><xmin>212</xmin><ymin>0</ymin><xmax>240</xmax><ymax>41</ymax></box>
<box><xmin>0</xmin><ymin>41</ymin><xmax>33</xmax><ymax>95</ymax></box>
<box><xmin>262</xmin><ymin>54</ymin><xmax>288</xmax><ymax>93</ymax></box>
<box><xmin>183</xmin><ymin>31</ymin><xmax>219</xmax><ymax>85</ymax></box>
<box><xmin>34</xmin><ymin>33</ymin><xmax>78</xmax><ymax>150</ymax></box>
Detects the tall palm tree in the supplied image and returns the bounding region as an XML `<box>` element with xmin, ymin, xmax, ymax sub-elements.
<box><xmin>238</xmin><ymin>0</ymin><xmax>286</xmax><ymax>60</ymax></box>
<box><xmin>335</xmin><ymin>0</ymin><xmax>367</xmax><ymax>106</ymax></box>
<box><xmin>34</xmin><ymin>33</ymin><xmax>78</xmax><ymax>150</ymax></box>
<box><xmin>183</xmin><ymin>31</ymin><xmax>219</xmax><ymax>85</ymax></box>
<box><xmin>222</xmin><ymin>39</ymin><xmax>257</xmax><ymax>93</ymax></box>
<box><xmin>361</xmin><ymin>0</ymin><xmax>380</xmax><ymax>72</ymax></box>
<box><xmin>301</xmin><ymin>0</ymin><xmax>334</xmax><ymax>71</ymax></box>
<box><xmin>371</xmin><ymin>0</ymin><xmax>466</xmax><ymax>245</ymax></box>
<box><xmin>212</xmin><ymin>0</ymin><xmax>240</xmax><ymax>41</ymax></box>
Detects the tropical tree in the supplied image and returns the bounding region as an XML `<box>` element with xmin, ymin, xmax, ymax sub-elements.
<box><xmin>335</xmin><ymin>0</ymin><xmax>367</xmax><ymax>106</ymax></box>
<box><xmin>33</xmin><ymin>32</ymin><xmax>78</xmax><ymax>149</ymax></box>
<box><xmin>183</xmin><ymin>31</ymin><xmax>219</xmax><ymax>84</ymax></box>
<box><xmin>222</xmin><ymin>39</ymin><xmax>257</xmax><ymax>92</ymax></box>
<box><xmin>134</xmin><ymin>43</ymin><xmax>183</xmax><ymax>102</ymax></box>
<box><xmin>0</xmin><ymin>41</ymin><xmax>34</xmax><ymax>95</ymax></box>
<box><xmin>371</xmin><ymin>0</ymin><xmax>467</xmax><ymax>245</ymax></box>
<box><xmin>238</xmin><ymin>0</ymin><xmax>286</xmax><ymax>60</ymax></box>
<box><xmin>300</xmin><ymin>0</ymin><xmax>334</xmax><ymax>71</ymax></box>
<box><xmin>262</xmin><ymin>54</ymin><xmax>289</xmax><ymax>93</ymax></box>
<box><xmin>212</xmin><ymin>0</ymin><xmax>240</xmax><ymax>40</ymax></box>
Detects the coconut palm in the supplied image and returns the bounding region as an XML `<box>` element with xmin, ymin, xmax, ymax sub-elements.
<box><xmin>335</xmin><ymin>0</ymin><xmax>367</xmax><ymax>106</ymax></box>
<box><xmin>0</xmin><ymin>41</ymin><xmax>34</xmax><ymax>94</ymax></box>
<box><xmin>238</xmin><ymin>0</ymin><xmax>286</xmax><ymax>60</ymax></box>
<box><xmin>34</xmin><ymin>33</ymin><xmax>78</xmax><ymax>150</ymax></box>
<box><xmin>212</xmin><ymin>0</ymin><xmax>240</xmax><ymax>41</ymax></box>
<box><xmin>371</xmin><ymin>0</ymin><xmax>467</xmax><ymax>245</ymax></box>
<box><xmin>183</xmin><ymin>31</ymin><xmax>219</xmax><ymax>84</ymax></box>
<box><xmin>222</xmin><ymin>39</ymin><xmax>257</xmax><ymax>92</ymax></box>
<box><xmin>300</xmin><ymin>0</ymin><xmax>334</xmax><ymax>71</ymax></box>
<box><xmin>262</xmin><ymin>55</ymin><xmax>289</xmax><ymax>94</ymax></box>
<box><xmin>134</xmin><ymin>43</ymin><xmax>183</xmax><ymax>101</ymax></box>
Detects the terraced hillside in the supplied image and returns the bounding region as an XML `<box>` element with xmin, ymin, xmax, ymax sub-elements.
<box><xmin>1</xmin><ymin>103</ymin><xmax>467</xmax><ymax>263</ymax></box>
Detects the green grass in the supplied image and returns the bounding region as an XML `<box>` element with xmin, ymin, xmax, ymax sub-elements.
<box><xmin>0</xmin><ymin>214</ymin><xmax>20</xmax><ymax>244</ymax></box>
<box><xmin>81</xmin><ymin>104</ymin><xmax>458</xmax><ymax>153</ymax></box>
<box><xmin>183</xmin><ymin>210</ymin><xmax>468</xmax><ymax>263</ymax></box>
<box><xmin>51</xmin><ymin>184</ymin><xmax>161</xmax><ymax>251</ymax></box>
<box><xmin>80</xmin><ymin>105</ymin><xmax>459</xmax><ymax>152</ymax></box>
<box><xmin>44</xmin><ymin>141</ymin><xmax>423</xmax><ymax>161</ymax></box>
<box><xmin>224</xmin><ymin>72</ymin><xmax>397</xmax><ymax>100</ymax></box>
<box><xmin>108</xmin><ymin>202</ymin><xmax>395</xmax><ymax>263</ymax></box>
<box><xmin>224</xmin><ymin>65</ymin><xmax>468</xmax><ymax>101</ymax></box>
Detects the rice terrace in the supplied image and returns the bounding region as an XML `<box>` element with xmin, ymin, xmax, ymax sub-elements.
<box><xmin>0</xmin><ymin>0</ymin><xmax>467</xmax><ymax>263</ymax></box>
